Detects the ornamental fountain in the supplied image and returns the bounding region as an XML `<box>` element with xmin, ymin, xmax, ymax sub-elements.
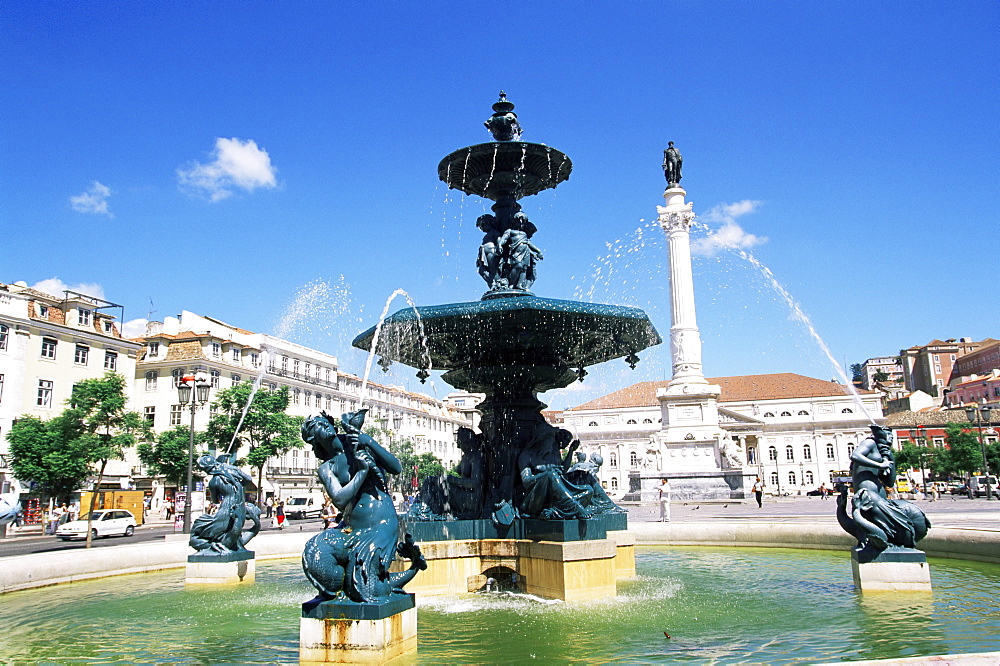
<box><xmin>352</xmin><ymin>93</ymin><xmax>660</xmax><ymax>600</ymax></box>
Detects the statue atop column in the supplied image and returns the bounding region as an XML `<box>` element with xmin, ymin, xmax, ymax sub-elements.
<box><xmin>663</xmin><ymin>141</ymin><xmax>683</xmax><ymax>188</ymax></box>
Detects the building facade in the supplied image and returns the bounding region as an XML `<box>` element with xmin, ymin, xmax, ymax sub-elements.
<box><xmin>562</xmin><ymin>373</ymin><xmax>883</xmax><ymax>498</ymax></box>
<box><xmin>0</xmin><ymin>281</ymin><xmax>141</xmax><ymax>494</ymax></box>
<box><xmin>860</xmin><ymin>356</ymin><xmax>904</xmax><ymax>391</ymax></box>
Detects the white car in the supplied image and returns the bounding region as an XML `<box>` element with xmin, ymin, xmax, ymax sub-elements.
<box><xmin>56</xmin><ymin>509</ymin><xmax>136</xmax><ymax>540</ymax></box>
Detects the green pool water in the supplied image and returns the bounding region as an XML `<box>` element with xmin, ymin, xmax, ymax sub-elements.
<box><xmin>1</xmin><ymin>547</ymin><xmax>997</xmax><ymax>663</ymax></box>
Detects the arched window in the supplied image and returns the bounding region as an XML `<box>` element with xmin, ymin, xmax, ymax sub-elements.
<box><xmin>842</xmin><ymin>408</ymin><xmax>854</xmax><ymax>414</ymax></box>
<box><xmin>609</xmin><ymin>452</ymin><xmax>618</xmax><ymax>468</ymax></box>
<box><xmin>747</xmin><ymin>447</ymin><xmax>757</xmax><ymax>464</ymax></box>
<box><xmin>626</xmin><ymin>419</ymin><xmax>637</xmax><ymax>425</ymax></box>
<box><xmin>788</xmin><ymin>471</ymin><xmax>797</xmax><ymax>486</ymax></box>
<box><xmin>611</xmin><ymin>477</ymin><xmax>618</xmax><ymax>490</ymax></box>
<box><xmin>847</xmin><ymin>443</ymin><xmax>856</xmax><ymax>456</ymax></box>
<box><xmin>768</xmin><ymin>446</ymin><xmax>777</xmax><ymax>461</ymax></box>
<box><xmin>785</xmin><ymin>445</ymin><xmax>794</xmax><ymax>461</ymax></box>
<box><xmin>643</xmin><ymin>418</ymin><xmax>653</xmax><ymax>424</ymax></box>
<box><xmin>798</xmin><ymin>410</ymin><xmax>809</xmax><ymax>416</ymax></box>
<box><xmin>803</xmin><ymin>445</ymin><xmax>812</xmax><ymax>461</ymax></box>
<box><xmin>763</xmin><ymin>412</ymin><xmax>775</xmax><ymax>418</ymax></box>
<box><xmin>780</xmin><ymin>411</ymin><xmax>792</xmax><ymax>417</ymax></box>
<box><xmin>826</xmin><ymin>443</ymin><xmax>835</xmax><ymax>460</ymax></box>
<box><xmin>588</xmin><ymin>421</ymin><xmax>598</xmax><ymax>427</ymax></box>
<box><xmin>805</xmin><ymin>470</ymin><xmax>814</xmax><ymax>485</ymax></box>
<box><xmin>630</xmin><ymin>451</ymin><xmax>639</xmax><ymax>467</ymax></box>
<box><xmin>770</xmin><ymin>472</ymin><xmax>779</xmax><ymax>486</ymax></box>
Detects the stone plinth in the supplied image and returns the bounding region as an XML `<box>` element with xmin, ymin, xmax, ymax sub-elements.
<box><xmin>520</xmin><ymin>538</ymin><xmax>617</xmax><ymax>601</ymax></box>
<box><xmin>851</xmin><ymin>548</ymin><xmax>932</xmax><ymax>593</ymax></box>
<box><xmin>299</xmin><ymin>595</ymin><xmax>417</xmax><ymax>664</ymax></box>
<box><xmin>185</xmin><ymin>550</ymin><xmax>255</xmax><ymax>585</ymax></box>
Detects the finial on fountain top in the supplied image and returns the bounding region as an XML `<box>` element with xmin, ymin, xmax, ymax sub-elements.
<box><xmin>663</xmin><ymin>141</ymin><xmax>683</xmax><ymax>188</ymax></box>
<box><xmin>485</xmin><ymin>90</ymin><xmax>522</xmax><ymax>141</ymax></box>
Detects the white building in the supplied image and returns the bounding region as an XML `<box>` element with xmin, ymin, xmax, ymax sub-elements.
<box><xmin>860</xmin><ymin>356</ymin><xmax>904</xmax><ymax>391</ymax></box>
<box><xmin>562</xmin><ymin>373</ymin><xmax>884</xmax><ymax>498</ymax></box>
<box><xmin>0</xmin><ymin>281</ymin><xmax>141</xmax><ymax>494</ymax></box>
<box><xmin>130</xmin><ymin>311</ymin><xmax>467</xmax><ymax>501</ymax></box>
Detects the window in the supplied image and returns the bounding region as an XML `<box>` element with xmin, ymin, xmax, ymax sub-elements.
<box><xmin>212</xmin><ymin>342</ymin><xmax>221</xmax><ymax>357</ymax></box>
<box><xmin>0</xmin><ymin>324</ymin><xmax>8</xmax><ymax>350</ymax></box>
<box><xmin>210</xmin><ymin>370</ymin><xmax>220</xmax><ymax>388</ymax></box>
<box><xmin>770</xmin><ymin>472</ymin><xmax>779</xmax><ymax>486</ymax></box>
<box><xmin>305</xmin><ymin>363</ymin><xmax>311</xmax><ymax>377</ymax></box>
<box><xmin>293</xmin><ymin>359</ymin><xmax>300</xmax><ymax>378</ymax></box>
<box><xmin>627</xmin><ymin>419</ymin><xmax>637</xmax><ymax>425</ymax></box>
<box><xmin>37</xmin><ymin>379</ymin><xmax>53</xmax><ymax>407</ymax></box>
<box><xmin>747</xmin><ymin>447</ymin><xmax>756</xmax><ymax>464</ymax></box>
<box><xmin>763</xmin><ymin>412</ymin><xmax>775</xmax><ymax>418</ymax></box>
<box><xmin>780</xmin><ymin>411</ymin><xmax>792</xmax><ymax>417</ymax></box>
<box><xmin>768</xmin><ymin>446</ymin><xmax>777</xmax><ymax>461</ymax></box>
<box><xmin>785</xmin><ymin>445</ymin><xmax>794</xmax><ymax>462</ymax></box>
<box><xmin>805</xmin><ymin>471</ymin><xmax>814</xmax><ymax>485</ymax></box>
<box><xmin>304</xmin><ymin>391</ymin><xmax>312</xmax><ymax>407</ymax></box>
<box><xmin>588</xmin><ymin>421</ymin><xmax>598</xmax><ymax>427</ymax></box>
<box><xmin>316</xmin><ymin>365</ymin><xmax>322</xmax><ymax>379</ymax></box>
<box><xmin>172</xmin><ymin>368</ymin><xmax>185</xmax><ymax>387</ymax></box>
<box><xmin>0</xmin><ymin>373</ymin><xmax>4</xmax><ymax>402</ymax></box>
<box><xmin>643</xmin><ymin>418</ymin><xmax>653</xmax><ymax>424</ymax></box>
<box><xmin>103</xmin><ymin>320</ymin><xmax>114</xmax><ymax>333</ymax></box>
<box><xmin>789</xmin><ymin>471</ymin><xmax>797</xmax><ymax>486</ymax></box>
<box><xmin>144</xmin><ymin>406</ymin><xmax>155</xmax><ymax>425</ymax></box>
<box><xmin>78</xmin><ymin>308</ymin><xmax>92</xmax><ymax>326</ymax></box>
<box><xmin>104</xmin><ymin>350</ymin><xmax>117</xmax><ymax>370</ymax></box>
<box><xmin>145</xmin><ymin>371</ymin><xmax>158</xmax><ymax>390</ymax></box>
<box><xmin>803</xmin><ymin>445</ymin><xmax>812</xmax><ymax>461</ymax></box>
<box><xmin>826</xmin><ymin>443</ymin><xmax>835</xmax><ymax>460</ymax></box>
<box><xmin>611</xmin><ymin>477</ymin><xmax>618</xmax><ymax>490</ymax></box>
<box><xmin>250</xmin><ymin>353</ymin><xmax>259</xmax><ymax>367</ymax></box>
<box><xmin>798</xmin><ymin>410</ymin><xmax>809</xmax><ymax>416</ymax></box>
<box><xmin>326</xmin><ymin>395</ymin><xmax>333</xmax><ymax>410</ymax></box>
<box><xmin>282</xmin><ymin>356</ymin><xmax>289</xmax><ymax>372</ymax></box>
<box><xmin>293</xmin><ymin>388</ymin><xmax>300</xmax><ymax>404</ymax></box>
<box><xmin>232</xmin><ymin>347</ymin><xmax>241</xmax><ymax>362</ymax></box>
<box><xmin>609</xmin><ymin>453</ymin><xmax>618</xmax><ymax>468</ymax></box>
<box><xmin>847</xmin><ymin>443</ymin><xmax>856</xmax><ymax>456</ymax></box>
<box><xmin>842</xmin><ymin>408</ymin><xmax>853</xmax><ymax>414</ymax></box>
<box><xmin>170</xmin><ymin>404</ymin><xmax>182</xmax><ymax>426</ymax></box>
<box><xmin>148</xmin><ymin>342</ymin><xmax>159</xmax><ymax>357</ymax></box>
<box><xmin>630</xmin><ymin>451</ymin><xmax>639</xmax><ymax>467</ymax></box>
<box><xmin>74</xmin><ymin>344</ymin><xmax>89</xmax><ymax>365</ymax></box>
<box><xmin>38</xmin><ymin>304</ymin><xmax>49</xmax><ymax>318</ymax></box>
<box><xmin>231</xmin><ymin>374</ymin><xmax>241</xmax><ymax>386</ymax></box>
<box><xmin>41</xmin><ymin>337</ymin><xmax>57</xmax><ymax>359</ymax></box>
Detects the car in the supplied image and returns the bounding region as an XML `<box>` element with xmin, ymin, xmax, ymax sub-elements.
<box><xmin>56</xmin><ymin>509</ymin><xmax>136</xmax><ymax>540</ymax></box>
<box><xmin>284</xmin><ymin>493</ymin><xmax>325</xmax><ymax>520</ymax></box>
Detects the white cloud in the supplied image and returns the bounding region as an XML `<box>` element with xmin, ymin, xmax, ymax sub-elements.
<box><xmin>692</xmin><ymin>199</ymin><xmax>767</xmax><ymax>257</ymax></box>
<box><xmin>177</xmin><ymin>137</ymin><xmax>278</xmax><ymax>202</ymax></box>
<box><xmin>122</xmin><ymin>316</ymin><xmax>180</xmax><ymax>339</ymax></box>
<box><xmin>31</xmin><ymin>278</ymin><xmax>105</xmax><ymax>300</ymax></box>
<box><xmin>69</xmin><ymin>181</ymin><xmax>112</xmax><ymax>216</ymax></box>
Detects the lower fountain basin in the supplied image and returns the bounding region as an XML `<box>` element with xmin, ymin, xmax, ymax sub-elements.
<box><xmin>352</xmin><ymin>294</ymin><xmax>661</xmax><ymax>386</ymax></box>
<box><xmin>1</xmin><ymin>548</ymin><xmax>998</xmax><ymax>663</ymax></box>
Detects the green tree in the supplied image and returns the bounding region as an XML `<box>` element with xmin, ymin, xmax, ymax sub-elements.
<box><xmin>850</xmin><ymin>363</ymin><xmax>865</xmax><ymax>383</ymax></box>
<box><xmin>941</xmin><ymin>424</ymin><xmax>982</xmax><ymax>478</ymax></box>
<box><xmin>986</xmin><ymin>439</ymin><xmax>1000</xmax><ymax>477</ymax></box>
<box><xmin>893</xmin><ymin>442</ymin><xmax>925</xmax><ymax>473</ymax></box>
<box><xmin>137</xmin><ymin>426</ymin><xmax>207</xmax><ymax>487</ymax></box>
<box><xmin>873</xmin><ymin>369</ymin><xmax>889</xmax><ymax>383</ymax></box>
<box><xmin>205</xmin><ymin>382</ymin><xmax>303</xmax><ymax>501</ymax></box>
<box><xmin>7</xmin><ymin>414</ymin><xmax>91</xmax><ymax>503</ymax></box>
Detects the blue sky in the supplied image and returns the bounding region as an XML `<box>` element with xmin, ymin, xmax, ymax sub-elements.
<box><xmin>3</xmin><ymin>2</ymin><xmax>998</xmax><ymax>409</ymax></box>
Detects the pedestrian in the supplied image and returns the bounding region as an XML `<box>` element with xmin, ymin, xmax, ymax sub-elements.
<box><xmin>265</xmin><ymin>496</ymin><xmax>274</xmax><ymax>519</ymax></box>
<box><xmin>658</xmin><ymin>478</ymin><xmax>672</xmax><ymax>521</ymax></box>
<box><xmin>276</xmin><ymin>500</ymin><xmax>285</xmax><ymax>529</ymax></box>
<box><xmin>321</xmin><ymin>501</ymin><xmax>335</xmax><ymax>529</ymax></box>
<box><xmin>932</xmin><ymin>484</ymin><xmax>940</xmax><ymax>501</ymax></box>
<box><xmin>752</xmin><ymin>477</ymin><xmax>764</xmax><ymax>508</ymax></box>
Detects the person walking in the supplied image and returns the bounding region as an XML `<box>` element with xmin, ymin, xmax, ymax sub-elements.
<box><xmin>820</xmin><ymin>483</ymin><xmax>828</xmax><ymax>499</ymax></box>
<box><xmin>275</xmin><ymin>500</ymin><xmax>285</xmax><ymax>530</ymax></box>
<box><xmin>752</xmin><ymin>477</ymin><xmax>764</xmax><ymax>508</ymax></box>
<box><xmin>265</xmin><ymin>496</ymin><xmax>274</xmax><ymax>519</ymax></box>
<box><xmin>658</xmin><ymin>478</ymin><xmax>672</xmax><ymax>522</ymax></box>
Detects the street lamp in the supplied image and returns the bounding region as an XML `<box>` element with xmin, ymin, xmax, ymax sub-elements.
<box><xmin>964</xmin><ymin>401</ymin><xmax>994</xmax><ymax>501</ymax></box>
<box><xmin>178</xmin><ymin>370</ymin><xmax>212</xmax><ymax>531</ymax></box>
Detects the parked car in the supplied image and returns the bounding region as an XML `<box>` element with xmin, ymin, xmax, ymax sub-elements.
<box><xmin>284</xmin><ymin>493</ymin><xmax>325</xmax><ymax>520</ymax></box>
<box><xmin>969</xmin><ymin>476</ymin><xmax>1000</xmax><ymax>498</ymax></box>
<box><xmin>950</xmin><ymin>482</ymin><xmax>971</xmax><ymax>496</ymax></box>
<box><xmin>56</xmin><ymin>509</ymin><xmax>136</xmax><ymax>540</ymax></box>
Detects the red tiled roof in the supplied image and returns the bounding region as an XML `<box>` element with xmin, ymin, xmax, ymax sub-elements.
<box><xmin>567</xmin><ymin>373</ymin><xmax>871</xmax><ymax>411</ymax></box>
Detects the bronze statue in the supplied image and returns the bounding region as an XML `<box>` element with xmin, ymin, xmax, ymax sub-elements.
<box><xmin>497</xmin><ymin>212</ymin><xmax>543</xmax><ymax>291</ymax></box>
<box><xmin>300</xmin><ymin>410</ymin><xmax>426</xmax><ymax>603</ymax></box>
<box><xmin>663</xmin><ymin>141</ymin><xmax>682</xmax><ymax>187</ymax></box>
<box><xmin>836</xmin><ymin>425</ymin><xmax>930</xmax><ymax>560</ymax></box>
<box><xmin>189</xmin><ymin>453</ymin><xmax>261</xmax><ymax>555</ymax></box>
<box><xmin>476</xmin><ymin>214</ymin><xmax>502</xmax><ymax>287</ymax></box>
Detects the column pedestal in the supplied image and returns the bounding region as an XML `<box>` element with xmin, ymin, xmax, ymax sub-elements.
<box><xmin>185</xmin><ymin>550</ymin><xmax>255</xmax><ymax>585</ymax></box>
<box><xmin>851</xmin><ymin>548</ymin><xmax>932</xmax><ymax>593</ymax></box>
<box><xmin>299</xmin><ymin>595</ymin><xmax>417</xmax><ymax>664</ymax></box>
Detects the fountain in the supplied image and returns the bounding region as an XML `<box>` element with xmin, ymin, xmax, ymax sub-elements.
<box><xmin>352</xmin><ymin>93</ymin><xmax>660</xmax><ymax>600</ymax></box>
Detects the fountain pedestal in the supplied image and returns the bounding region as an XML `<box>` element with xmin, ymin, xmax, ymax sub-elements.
<box><xmin>299</xmin><ymin>596</ymin><xmax>417</xmax><ymax>664</ymax></box>
<box><xmin>851</xmin><ymin>548</ymin><xmax>932</xmax><ymax>593</ymax></box>
<box><xmin>185</xmin><ymin>550</ymin><xmax>255</xmax><ymax>585</ymax></box>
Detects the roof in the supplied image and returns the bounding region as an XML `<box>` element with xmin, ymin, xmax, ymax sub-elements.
<box><xmin>566</xmin><ymin>373</ymin><xmax>872</xmax><ymax>411</ymax></box>
<box><xmin>884</xmin><ymin>410</ymin><xmax>970</xmax><ymax>427</ymax></box>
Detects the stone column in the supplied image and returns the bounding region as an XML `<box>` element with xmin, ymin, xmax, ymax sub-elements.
<box><xmin>657</xmin><ymin>187</ymin><xmax>708</xmax><ymax>389</ymax></box>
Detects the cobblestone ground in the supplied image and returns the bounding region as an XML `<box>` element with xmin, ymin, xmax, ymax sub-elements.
<box><xmin>627</xmin><ymin>494</ymin><xmax>1000</xmax><ymax>529</ymax></box>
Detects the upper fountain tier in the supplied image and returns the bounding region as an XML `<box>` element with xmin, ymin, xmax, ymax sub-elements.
<box><xmin>437</xmin><ymin>92</ymin><xmax>572</xmax><ymax>202</ymax></box>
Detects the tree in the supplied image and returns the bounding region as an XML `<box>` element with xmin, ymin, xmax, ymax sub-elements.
<box><xmin>7</xmin><ymin>415</ymin><xmax>91</xmax><ymax>503</ymax></box>
<box><xmin>986</xmin><ymin>439</ymin><xmax>1000</xmax><ymax>477</ymax></box>
<box><xmin>137</xmin><ymin>426</ymin><xmax>207</xmax><ymax>487</ymax></box>
<box><xmin>205</xmin><ymin>382</ymin><xmax>303</xmax><ymax>501</ymax></box>
<box><xmin>850</xmin><ymin>363</ymin><xmax>865</xmax><ymax>383</ymax></box>
<box><xmin>893</xmin><ymin>442</ymin><xmax>925</xmax><ymax>473</ymax></box>
<box><xmin>940</xmin><ymin>424</ymin><xmax>982</xmax><ymax>478</ymax></box>
<box><xmin>382</xmin><ymin>436</ymin><xmax>445</xmax><ymax>494</ymax></box>
<box><xmin>873</xmin><ymin>369</ymin><xmax>889</xmax><ymax>383</ymax></box>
